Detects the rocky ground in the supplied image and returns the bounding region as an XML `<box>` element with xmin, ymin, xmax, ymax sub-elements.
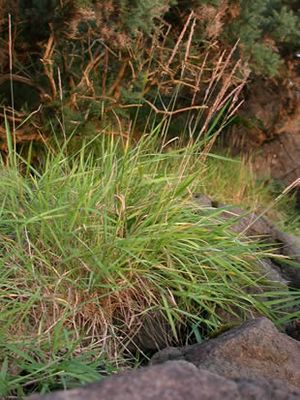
<box><xmin>29</xmin><ymin>318</ymin><xmax>300</xmax><ymax>400</ymax></box>
<box><xmin>224</xmin><ymin>59</ymin><xmax>300</xmax><ymax>204</ymax></box>
<box><xmin>193</xmin><ymin>194</ymin><xmax>300</xmax><ymax>289</ymax></box>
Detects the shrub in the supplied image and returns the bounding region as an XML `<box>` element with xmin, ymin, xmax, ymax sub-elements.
<box><xmin>1</xmin><ymin>0</ymin><xmax>299</xmax><ymax>149</ymax></box>
<box><xmin>224</xmin><ymin>0</ymin><xmax>300</xmax><ymax>76</ymax></box>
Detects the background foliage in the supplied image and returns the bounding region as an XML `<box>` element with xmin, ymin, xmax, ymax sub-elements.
<box><xmin>0</xmin><ymin>0</ymin><xmax>299</xmax><ymax>150</ymax></box>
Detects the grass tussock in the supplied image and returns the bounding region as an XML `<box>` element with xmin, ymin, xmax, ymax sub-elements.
<box><xmin>201</xmin><ymin>154</ymin><xmax>269</xmax><ymax>207</ymax></box>
<box><xmin>0</xmin><ymin>134</ymin><xmax>299</xmax><ymax>397</ymax></box>
<box><xmin>202</xmin><ymin>154</ymin><xmax>300</xmax><ymax>234</ymax></box>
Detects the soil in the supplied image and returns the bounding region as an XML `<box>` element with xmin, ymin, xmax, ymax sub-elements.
<box><xmin>223</xmin><ymin>58</ymin><xmax>300</xmax><ymax>195</ymax></box>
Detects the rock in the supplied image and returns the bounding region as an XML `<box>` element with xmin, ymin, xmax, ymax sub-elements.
<box><xmin>28</xmin><ymin>319</ymin><xmax>300</xmax><ymax>400</ymax></box>
<box><xmin>152</xmin><ymin>318</ymin><xmax>300</xmax><ymax>390</ymax></box>
<box><xmin>258</xmin><ymin>258</ymin><xmax>288</xmax><ymax>286</ymax></box>
<box><xmin>28</xmin><ymin>359</ymin><xmax>300</xmax><ymax>400</ymax></box>
<box><xmin>28</xmin><ymin>361</ymin><xmax>241</xmax><ymax>400</ymax></box>
<box><xmin>193</xmin><ymin>194</ymin><xmax>275</xmax><ymax>238</ymax></box>
<box><xmin>234</xmin><ymin>376</ymin><xmax>300</xmax><ymax>400</ymax></box>
<box><xmin>218</xmin><ymin>207</ymin><xmax>300</xmax><ymax>287</ymax></box>
<box><xmin>193</xmin><ymin>193</ymin><xmax>214</xmax><ymax>208</ymax></box>
<box><xmin>273</xmin><ymin>230</ymin><xmax>300</xmax><ymax>262</ymax></box>
<box><xmin>193</xmin><ymin>193</ymin><xmax>300</xmax><ymax>288</ymax></box>
<box><xmin>150</xmin><ymin>346</ymin><xmax>185</xmax><ymax>364</ymax></box>
<box><xmin>271</xmin><ymin>229</ymin><xmax>300</xmax><ymax>288</ymax></box>
<box><xmin>219</xmin><ymin>207</ymin><xmax>274</xmax><ymax>238</ymax></box>
<box><xmin>222</xmin><ymin>213</ymin><xmax>300</xmax><ymax>288</ymax></box>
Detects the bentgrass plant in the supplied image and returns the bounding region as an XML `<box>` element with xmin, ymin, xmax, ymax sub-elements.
<box><xmin>200</xmin><ymin>154</ymin><xmax>273</xmax><ymax>209</ymax></box>
<box><xmin>201</xmin><ymin>154</ymin><xmax>300</xmax><ymax>235</ymax></box>
<box><xmin>0</xmin><ymin>132</ymin><xmax>299</xmax><ymax>397</ymax></box>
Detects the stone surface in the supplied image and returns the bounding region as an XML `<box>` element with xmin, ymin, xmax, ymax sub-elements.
<box><xmin>152</xmin><ymin>318</ymin><xmax>300</xmax><ymax>389</ymax></box>
<box><xmin>193</xmin><ymin>193</ymin><xmax>214</xmax><ymax>208</ymax></box>
<box><xmin>194</xmin><ymin>193</ymin><xmax>300</xmax><ymax>288</ymax></box>
<box><xmin>258</xmin><ymin>258</ymin><xmax>288</xmax><ymax>286</ymax></box>
<box><xmin>234</xmin><ymin>376</ymin><xmax>300</xmax><ymax>400</ymax></box>
<box><xmin>28</xmin><ymin>318</ymin><xmax>300</xmax><ymax>400</ymax></box>
<box><xmin>28</xmin><ymin>361</ymin><xmax>241</xmax><ymax>400</ymax></box>
<box><xmin>28</xmin><ymin>359</ymin><xmax>300</xmax><ymax>400</ymax></box>
<box><xmin>271</xmin><ymin>229</ymin><xmax>300</xmax><ymax>288</ymax></box>
<box><xmin>218</xmin><ymin>205</ymin><xmax>275</xmax><ymax>237</ymax></box>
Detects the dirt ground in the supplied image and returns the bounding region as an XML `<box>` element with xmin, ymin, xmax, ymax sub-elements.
<box><xmin>224</xmin><ymin>58</ymin><xmax>300</xmax><ymax>195</ymax></box>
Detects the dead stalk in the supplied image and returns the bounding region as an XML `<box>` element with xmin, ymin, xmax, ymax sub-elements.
<box><xmin>166</xmin><ymin>11</ymin><xmax>194</xmax><ymax>70</ymax></box>
<box><xmin>8</xmin><ymin>14</ymin><xmax>15</xmax><ymax>134</ymax></box>
<box><xmin>41</xmin><ymin>32</ymin><xmax>57</xmax><ymax>100</ymax></box>
<box><xmin>144</xmin><ymin>99</ymin><xmax>207</xmax><ymax>116</ymax></box>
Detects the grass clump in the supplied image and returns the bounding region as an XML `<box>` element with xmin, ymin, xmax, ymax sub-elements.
<box><xmin>201</xmin><ymin>154</ymin><xmax>300</xmax><ymax>235</ymax></box>
<box><xmin>201</xmin><ymin>154</ymin><xmax>270</xmax><ymax>208</ymax></box>
<box><xmin>0</xmin><ymin>134</ymin><xmax>299</xmax><ymax>397</ymax></box>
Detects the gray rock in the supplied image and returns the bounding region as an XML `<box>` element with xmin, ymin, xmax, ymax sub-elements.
<box><xmin>193</xmin><ymin>193</ymin><xmax>214</xmax><ymax>208</ymax></box>
<box><xmin>258</xmin><ymin>258</ymin><xmax>288</xmax><ymax>286</ymax></box>
<box><xmin>28</xmin><ymin>359</ymin><xmax>300</xmax><ymax>400</ymax></box>
<box><xmin>235</xmin><ymin>376</ymin><xmax>300</xmax><ymax>400</ymax></box>
<box><xmin>217</xmin><ymin>205</ymin><xmax>275</xmax><ymax>238</ymax></box>
<box><xmin>160</xmin><ymin>318</ymin><xmax>300</xmax><ymax>389</ymax></box>
<box><xmin>28</xmin><ymin>361</ymin><xmax>241</xmax><ymax>400</ymax></box>
<box><xmin>221</xmin><ymin>208</ymin><xmax>300</xmax><ymax>287</ymax></box>
<box><xmin>193</xmin><ymin>194</ymin><xmax>275</xmax><ymax>238</ymax></box>
<box><xmin>193</xmin><ymin>193</ymin><xmax>300</xmax><ymax>287</ymax></box>
<box><xmin>150</xmin><ymin>346</ymin><xmax>185</xmax><ymax>364</ymax></box>
<box><xmin>28</xmin><ymin>319</ymin><xmax>300</xmax><ymax>400</ymax></box>
<box><xmin>272</xmin><ymin>229</ymin><xmax>300</xmax><ymax>287</ymax></box>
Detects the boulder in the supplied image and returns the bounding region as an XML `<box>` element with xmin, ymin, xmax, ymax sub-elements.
<box><xmin>272</xmin><ymin>229</ymin><xmax>300</xmax><ymax>287</ymax></box>
<box><xmin>28</xmin><ymin>318</ymin><xmax>300</xmax><ymax>399</ymax></box>
<box><xmin>28</xmin><ymin>359</ymin><xmax>300</xmax><ymax>400</ymax></box>
<box><xmin>193</xmin><ymin>193</ymin><xmax>300</xmax><ymax>287</ymax></box>
<box><xmin>152</xmin><ymin>318</ymin><xmax>300</xmax><ymax>389</ymax></box>
<box><xmin>218</xmin><ymin>205</ymin><xmax>275</xmax><ymax>238</ymax></box>
<box><xmin>28</xmin><ymin>361</ymin><xmax>241</xmax><ymax>400</ymax></box>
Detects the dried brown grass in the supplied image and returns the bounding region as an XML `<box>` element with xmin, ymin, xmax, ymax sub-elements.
<box><xmin>0</xmin><ymin>3</ymin><xmax>248</xmax><ymax>150</ymax></box>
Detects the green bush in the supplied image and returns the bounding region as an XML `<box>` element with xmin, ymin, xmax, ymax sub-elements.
<box><xmin>225</xmin><ymin>0</ymin><xmax>300</xmax><ymax>76</ymax></box>
<box><xmin>0</xmin><ymin>0</ymin><xmax>299</xmax><ymax>148</ymax></box>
